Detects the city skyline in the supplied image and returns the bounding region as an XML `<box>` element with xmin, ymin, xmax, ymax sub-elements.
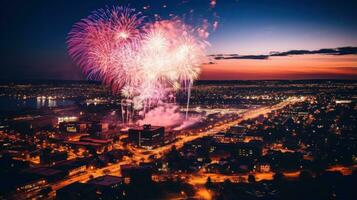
<box><xmin>1</xmin><ymin>1</ymin><xmax>356</xmax><ymax>199</ymax></box>
<box><xmin>1</xmin><ymin>80</ymin><xmax>356</xmax><ymax>199</ymax></box>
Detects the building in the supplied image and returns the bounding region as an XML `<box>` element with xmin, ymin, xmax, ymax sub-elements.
<box><xmin>87</xmin><ymin>175</ymin><xmax>124</xmax><ymax>187</ymax></box>
<box><xmin>213</xmin><ymin>132</ymin><xmax>240</xmax><ymax>144</ymax></box>
<box><xmin>59</xmin><ymin>122</ymin><xmax>87</xmax><ymax>134</ymax></box>
<box><xmin>0</xmin><ymin>154</ymin><xmax>29</xmax><ymax>173</ymax></box>
<box><xmin>1</xmin><ymin>173</ymin><xmax>47</xmax><ymax>199</ymax></box>
<box><xmin>235</xmin><ymin>141</ymin><xmax>263</xmax><ymax>158</ymax></box>
<box><xmin>229</xmin><ymin>125</ymin><xmax>245</xmax><ymax>134</ymax></box>
<box><xmin>56</xmin><ymin>182</ymin><xmax>92</xmax><ymax>200</ymax></box>
<box><xmin>40</xmin><ymin>148</ymin><xmax>68</xmax><ymax>166</ymax></box>
<box><xmin>163</xmin><ymin>131</ymin><xmax>177</xmax><ymax>144</ymax></box>
<box><xmin>128</xmin><ymin>124</ymin><xmax>164</xmax><ymax>149</ymax></box>
<box><xmin>255</xmin><ymin>163</ymin><xmax>271</xmax><ymax>172</ymax></box>
<box><xmin>121</xmin><ymin>164</ymin><xmax>153</xmax><ymax>185</ymax></box>
<box><xmin>64</xmin><ymin>137</ymin><xmax>113</xmax><ymax>154</ymax></box>
<box><xmin>57</xmin><ymin>176</ymin><xmax>126</xmax><ymax>200</ymax></box>
<box><xmin>22</xmin><ymin>167</ymin><xmax>65</xmax><ymax>182</ymax></box>
<box><xmin>9</xmin><ymin>115</ymin><xmax>57</xmax><ymax>134</ymax></box>
<box><xmin>51</xmin><ymin>158</ymin><xmax>88</xmax><ymax>177</ymax></box>
<box><xmin>87</xmin><ymin>175</ymin><xmax>125</xmax><ymax>198</ymax></box>
<box><xmin>89</xmin><ymin>122</ymin><xmax>109</xmax><ymax>134</ymax></box>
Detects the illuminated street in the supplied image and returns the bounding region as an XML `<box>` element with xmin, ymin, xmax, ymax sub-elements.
<box><xmin>49</xmin><ymin>97</ymin><xmax>305</xmax><ymax>192</ymax></box>
<box><xmin>1</xmin><ymin>1</ymin><xmax>357</xmax><ymax>199</ymax></box>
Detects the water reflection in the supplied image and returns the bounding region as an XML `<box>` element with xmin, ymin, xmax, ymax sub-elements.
<box><xmin>0</xmin><ymin>97</ymin><xmax>75</xmax><ymax>111</ymax></box>
<box><xmin>36</xmin><ymin>98</ymin><xmax>58</xmax><ymax>108</ymax></box>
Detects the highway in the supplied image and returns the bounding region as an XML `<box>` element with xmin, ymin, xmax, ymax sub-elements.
<box><xmin>127</xmin><ymin>97</ymin><xmax>306</xmax><ymax>163</ymax></box>
<box><xmin>50</xmin><ymin>97</ymin><xmax>305</xmax><ymax>192</ymax></box>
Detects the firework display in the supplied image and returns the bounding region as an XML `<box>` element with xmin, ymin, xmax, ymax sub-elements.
<box><xmin>67</xmin><ymin>6</ymin><xmax>209</xmax><ymax>115</ymax></box>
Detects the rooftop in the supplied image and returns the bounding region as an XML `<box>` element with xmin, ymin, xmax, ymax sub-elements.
<box><xmin>22</xmin><ymin>167</ymin><xmax>63</xmax><ymax>176</ymax></box>
<box><xmin>129</xmin><ymin>124</ymin><xmax>164</xmax><ymax>132</ymax></box>
<box><xmin>87</xmin><ymin>175</ymin><xmax>123</xmax><ymax>186</ymax></box>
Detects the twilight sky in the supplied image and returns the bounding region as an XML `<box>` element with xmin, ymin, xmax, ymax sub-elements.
<box><xmin>1</xmin><ymin>0</ymin><xmax>357</xmax><ymax>80</ymax></box>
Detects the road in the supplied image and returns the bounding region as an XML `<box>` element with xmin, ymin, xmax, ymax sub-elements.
<box><xmin>128</xmin><ymin>97</ymin><xmax>305</xmax><ymax>163</ymax></box>
<box><xmin>50</xmin><ymin>97</ymin><xmax>305</xmax><ymax>192</ymax></box>
<box><xmin>157</xmin><ymin>164</ymin><xmax>357</xmax><ymax>186</ymax></box>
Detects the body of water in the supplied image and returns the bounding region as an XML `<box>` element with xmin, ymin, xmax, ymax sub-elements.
<box><xmin>0</xmin><ymin>96</ymin><xmax>75</xmax><ymax>112</ymax></box>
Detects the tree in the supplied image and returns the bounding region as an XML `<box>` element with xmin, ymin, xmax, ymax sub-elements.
<box><xmin>223</xmin><ymin>179</ymin><xmax>232</xmax><ymax>188</ymax></box>
<box><xmin>205</xmin><ymin>176</ymin><xmax>213</xmax><ymax>188</ymax></box>
<box><xmin>299</xmin><ymin>170</ymin><xmax>312</xmax><ymax>181</ymax></box>
<box><xmin>273</xmin><ymin>172</ymin><xmax>285</xmax><ymax>182</ymax></box>
<box><xmin>248</xmin><ymin>174</ymin><xmax>256</xmax><ymax>183</ymax></box>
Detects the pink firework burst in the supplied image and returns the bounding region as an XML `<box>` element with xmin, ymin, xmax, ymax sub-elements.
<box><xmin>67</xmin><ymin>6</ymin><xmax>209</xmax><ymax>115</ymax></box>
<box><xmin>67</xmin><ymin>6</ymin><xmax>144</xmax><ymax>89</ymax></box>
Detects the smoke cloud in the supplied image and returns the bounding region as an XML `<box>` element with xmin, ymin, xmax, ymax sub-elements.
<box><xmin>137</xmin><ymin>104</ymin><xmax>202</xmax><ymax>130</ymax></box>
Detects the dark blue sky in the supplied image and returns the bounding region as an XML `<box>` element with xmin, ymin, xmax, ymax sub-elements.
<box><xmin>1</xmin><ymin>0</ymin><xmax>357</xmax><ymax>80</ymax></box>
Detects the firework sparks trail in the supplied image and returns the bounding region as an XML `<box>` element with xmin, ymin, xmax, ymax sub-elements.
<box><xmin>67</xmin><ymin>6</ymin><xmax>210</xmax><ymax>121</ymax></box>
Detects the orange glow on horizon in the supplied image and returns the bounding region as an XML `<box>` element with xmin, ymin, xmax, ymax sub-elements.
<box><xmin>201</xmin><ymin>54</ymin><xmax>357</xmax><ymax>80</ymax></box>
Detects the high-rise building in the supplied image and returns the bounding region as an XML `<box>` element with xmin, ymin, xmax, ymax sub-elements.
<box><xmin>128</xmin><ymin>124</ymin><xmax>164</xmax><ymax>149</ymax></box>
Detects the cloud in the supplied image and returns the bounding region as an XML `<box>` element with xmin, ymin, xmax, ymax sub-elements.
<box><xmin>270</xmin><ymin>46</ymin><xmax>357</xmax><ymax>57</ymax></box>
<box><xmin>210</xmin><ymin>46</ymin><xmax>357</xmax><ymax>60</ymax></box>
<box><xmin>270</xmin><ymin>50</ymin><xmax>312</xmax><ymax>57</ymax></box>
<box><xmin>137</xmin><ymin>104</ymin><xmax>202</xmax><ymax>130</ymax></box>
<box><xmin>213</xmin><ymin>55</ymin><xmax>269</xmax><ymax>60</ymax></box>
